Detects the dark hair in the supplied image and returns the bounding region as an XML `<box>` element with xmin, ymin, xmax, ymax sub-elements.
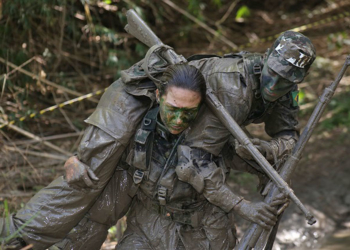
<box><xmin>158</xmin><ymin>64</ymin><xmax>206</xmax><ymax>100</ymax></box>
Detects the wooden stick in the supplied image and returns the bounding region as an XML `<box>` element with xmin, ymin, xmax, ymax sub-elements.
<box><xmin>4</xmin><ymin>146</ymin><xmax>67</xmax><ymax>161</ymax></box>
<box><xmin>0</xmin><ymin>57</ymin><xmax>87</xmax><ymax>98</ymax></box>
<box><xmin>0</xmin><ymin>118</ymin><xmax>71</xmax><ymax>156</ymax></box>
<box><xmin>4</xmin><ymin>132</ymin><xmax>83</xmax><ymax>145</ymax></box>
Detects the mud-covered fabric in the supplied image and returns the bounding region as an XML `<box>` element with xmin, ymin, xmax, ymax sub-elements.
<box><xmin>2</xmin><ymin>51</ymin><xmax>300</xmax><ymax>249</ymax></box>
<box><xmin>5</xmin><ymin>79</ymin><xmax>153</xmax><ymax>250</ymax></box>
<box><xmin>185</xmin><ymin>56</ymin><xmax>299</xmax><ymax>156</ymax></box>
<box><xmin>117</xmin><ymin>119</ymin><xmax>236</xmax><ymax>250</ymax></box>
<box><xmin>52</xmin><ymin>169</ymin><xmax>133</xmax><ymax>250</ymax></box>
<box><xmin>185</xmin><ymin>57</ymin><xmax>253</xmax><ymax>155</ymax></box>
<box><xmin>10</xmin><ymin>127</ymin><xmax>126</xmax><ymax>249</ymax></box>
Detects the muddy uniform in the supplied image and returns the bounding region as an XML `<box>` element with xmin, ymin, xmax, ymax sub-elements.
<box><xmin>1</xmin><ymin>79</ymin><xmax>156</xmax><ymax>250</ymax></box>
<box><xmin>52</xmin><ymin>53</ymin><xmax>298</xmax><ymax>250</ymax></box>
<box><xmin>1</xmin><ymin>52</ymin><xmax>298</xmax><ymax>250</ymax></box>
<box><xmin>114</xmin><ymin>107</ymin><xmax>237</xmax><ymax>250</ymax></box>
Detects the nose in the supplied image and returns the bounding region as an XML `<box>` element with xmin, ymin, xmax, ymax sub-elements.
<box><xmin>175</xmin><ymin>115</ymin><xmax>183</xmax><ymax>124</ymax></box>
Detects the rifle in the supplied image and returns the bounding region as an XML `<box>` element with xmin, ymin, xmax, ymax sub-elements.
<box><xmin>124</xmin><ymin>7</ymin><xmax>316</xmax><ymax>230</ymax></box>
<box><xmin>237</xmin><ymin>55</ymin><xmax>350</xmax><ymax>250</ymax></box>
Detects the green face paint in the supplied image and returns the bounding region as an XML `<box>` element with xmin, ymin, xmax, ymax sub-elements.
<box><xmin>261</xmin><ymin>63</ymin><xmax>296</xmax><ymax>102</ymax></box>
<box><xmin>159</xmin><ymin>96</ymin><xmax>200</xmax><ymax>135</ymax></box>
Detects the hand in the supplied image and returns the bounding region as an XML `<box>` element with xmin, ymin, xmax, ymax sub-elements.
<box><xmin>234</xmin><ymin>200</ymin><xmax>278</xmax><ymax>230</ymax></box>
<box><xmin>64</xmin><ymin>155</ymin><xmax>99</xmax><ymax>189</ymax></box>
<box><xmin>235</xmin><ymin>138</ymin><xmax>275</xmax><ymax>161</ymax></box>
<box><xmin>270</xmin><ymin>192</ymin><xmax>291</xmax><ymax>215</ymax></box>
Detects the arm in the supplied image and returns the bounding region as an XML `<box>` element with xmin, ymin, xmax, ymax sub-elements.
<box><xmin>175</xmin><ymin>145</ymin><xmax>282</xmax><ymax>230</ymax></box>
<box><xmin>236</xmin><ymin>86</ymin><xmax>300</xmax><ymax>163</ymax></box>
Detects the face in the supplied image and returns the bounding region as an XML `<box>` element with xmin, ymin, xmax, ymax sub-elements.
<box><xmin>261</xmin><ymin>62</ymin><xmax>296</xmax><ymax>102</ymax></box>
<box><xmin>157</xmin><ymin>86</ymin><xmax>201</xmax><ymax>135</ymax></box>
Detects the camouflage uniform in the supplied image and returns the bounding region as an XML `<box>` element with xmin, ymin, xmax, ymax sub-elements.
<box><xmin>0</xmin><ymin>79</ymin><xmax>156</xmax><ymax>250</ymax></box>
<box><xmin>116</xmin><ymin>109</ymin><xmax>236</xmax><ymax>250</ymax></box>
<box><xmin>55</xmin><ymin>37</ymin><xmax>307</xmax><ymax>249</ymax></box>
<box><xmin>1</xmin><ymin>31</ymin><xmax>315</xmax><ymax>250</ymax></box>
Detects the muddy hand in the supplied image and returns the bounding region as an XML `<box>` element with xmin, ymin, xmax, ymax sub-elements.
<box><xmin>235</xmin><ymin>138</ymin><xmax>265</xmax><ymax>161</ymax></box>
<box><xmin>64</xmin><ymin>155</ymin><xmax>99</xmax><ymax>189</ymax></box>
<box><xmin>270</xmin><ymin>192</ymin><xmax>290</xmax><ymax>215</ymax></box>
<box><xmin>235</xmin><ymin>200</ymin><xmax>279</xmax><ymax>230</ymax></box>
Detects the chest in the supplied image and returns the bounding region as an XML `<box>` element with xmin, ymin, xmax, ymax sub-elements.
<box><xmin>128</xmin><ymin>129</ymin><xmax>202</xmax><ymax>206</ymax></box>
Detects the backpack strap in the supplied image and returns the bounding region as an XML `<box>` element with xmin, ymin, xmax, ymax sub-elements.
<box><xmin>129</xmin><ymin>106</ymin><xmax>159</xmax><ymax>197</ymax></box>
<box><xmin>242</xmin><ymin>53</ymin><xmax>264</xmax><ymax>97</ymax></box>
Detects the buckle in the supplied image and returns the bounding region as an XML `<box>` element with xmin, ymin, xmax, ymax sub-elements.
<box><xmin>133</xmin><ymin>169</ymin><xmax>144</xmax><ymax>184</ymax></box>
<box><xmin>253</xmin><ymin>63</ymin><xmax>261</xmax><ymax>75</ymax></box>
<box><xmin>158</xmin><ymin>186</ymin><xmax>167</xmax><ymax>205</ymax></box>
<box><xmin>143</xmin><ymin>118</ymin><xmax>152</xmax><ymax>126</ymax></box>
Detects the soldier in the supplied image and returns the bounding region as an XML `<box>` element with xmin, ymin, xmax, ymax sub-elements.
<box><xmin>53</xmin><ymin>30</ymin><xmax>315</xmax><ymax>250</ymax></box>
<box><xmin>1</xmin><ymin>30</ymin><xmax>315</xmax><ymax>249</ymax></box>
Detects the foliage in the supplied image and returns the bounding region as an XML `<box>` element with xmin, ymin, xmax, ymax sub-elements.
<box><xmin>235</xmin><ymin>5</ymin><xmax>251</xmax><ymax>20</ymax></box>
<box><xmin>320</xmin><ymin>90</ymin><xmax>350</xmax><ymax>130</ymax></box>
<box><xmin>327</xmin><ymin>32</ymin><xmax>349</xmax><ymax>51</ymax></box>
<box><xmin>229</xmin><ymin>172</ymin><xmax>259</xmax><ymax>192</ymax></box>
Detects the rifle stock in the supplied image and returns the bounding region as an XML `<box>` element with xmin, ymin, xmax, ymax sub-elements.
<box><xmin>125</xmin><ymin>10</ymin><xmax>162</xmax><ymax>47</ymax></box>
<box><xmin>237</xmin><ymin>55</ymin><xmax>350</xmax><ymax>250</ymax></box>
<box><xmin>124</xmin><ymin>9</ymin><xmax>185</xmax><ymax>65</ymax></box>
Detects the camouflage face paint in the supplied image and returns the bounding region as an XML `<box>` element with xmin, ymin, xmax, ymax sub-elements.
<box><xmin>158</xmin><ymin>87</ymin><xmax>201</xmax><ymax>135</ymax></box>
<box><xmin>261</xmin><ymin>63</ymin><xmax>296</xmax><ymax>102</ymax></box>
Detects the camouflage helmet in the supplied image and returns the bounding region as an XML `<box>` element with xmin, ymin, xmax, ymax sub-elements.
<box><xmin>267</xmin><ymin>30</ymin><xmax>316</xmax><ymax>83</ymax></box>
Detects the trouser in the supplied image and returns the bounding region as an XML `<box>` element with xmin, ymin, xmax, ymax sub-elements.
<box><xmin>116</xmin><ymin>234</ymin><xmax>186</xmax><ymax>250</ymax></box>
<box><xmin>0</xmin><ymin>126</ymin><xmax>129</xmax><ymax>250</ymax></box>
<box><xmin>51</xmin><ymin>169</ymin><xmax>133</xmax><ymax>250</ymax></box>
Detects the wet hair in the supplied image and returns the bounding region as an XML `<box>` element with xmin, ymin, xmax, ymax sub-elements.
<box><xmin>158</xmin><ymin>64</ymin><xmax>206</xmax><ymax>100</ymax></box>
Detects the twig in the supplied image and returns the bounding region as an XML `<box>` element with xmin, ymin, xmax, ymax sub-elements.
<box><xmin>0</xmin><ymin>130</ymin><xmax>40</xmax><ymax>179</ymax></box>
<box><xmin>59</xmin><ymin>50</ymin><xmax>99</xmax><ymax>68</ymax></box>
<box><xmin>4</xmin><ymin>145</ymin><xmax>67</xmax><ymax>161</ymax></box>
<box><xmin>0</xmin><ymin>56</ymin><xmax>37</xmax><ymax>80</ymax></box>
<box><xmin>0</xmin><ymin>191</ymin><xmax>36</xmax><ymax>198</ymax></box>
<box><xmin>0</xmin><ymin>57</ymin><xmax>88</xmax><ymax>99</ymax></box>
<box><xmin>161</xmin><ymin>0</ymin><xmax>238</xmax><ymax>50</ymax></box>
<box><xmin>4</xmin><ymin>132</ymin><xmax>83</xmax><ymax>146</ymax></box>
<box><xmin>52</xmin><ymin>91</ymin><xmax>80</xmax><ymax>133</ymax></box>
<box><xmin>1</xmin><ymin>73</ymin><xmax>6</xmax><ymax>101</ymax></box>
<box><xmin>0</xmin><ymin>118</ymin><xmax>71</xmax><ymax>156</ymax></box>
<box><xmin>216</xmin><ymin>0</ymin><xmax>240</xmax><ymax>25</ymax></box>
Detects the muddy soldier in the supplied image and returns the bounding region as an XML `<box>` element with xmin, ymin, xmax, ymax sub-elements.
<box><xmin>55</xmin><ymin>30</ymin><xmax>316</xmax><ymax>250</ymax></box>
<box><xmin>0</xmin><ymin>31</ymin><xmax>315</xmax><ymax>250</ymax></box>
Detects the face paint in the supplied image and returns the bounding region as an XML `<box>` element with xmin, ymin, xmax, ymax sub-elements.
<box><xmin>261</xmin><ymin>63</ymin><xmax>296</xmax><ymax>102</ymax></box>
<box><xmin>158</xmin><ymin>87</ymin><xmax>201</xmax><ymax>135</ymax></box>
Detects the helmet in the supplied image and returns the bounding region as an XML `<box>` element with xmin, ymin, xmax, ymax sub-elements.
<box><xmin>267</xmin><ymin>30</ymin><xmax>316</xmax><ymax>83</ymax></box>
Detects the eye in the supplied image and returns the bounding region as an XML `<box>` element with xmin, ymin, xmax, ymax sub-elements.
<box><xmin>185</xmin><ymin>110</ymin><xmax>198</xmax><ymax>116</ymax></box>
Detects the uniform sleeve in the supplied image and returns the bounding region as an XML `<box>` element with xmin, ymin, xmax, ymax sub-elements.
<box><xmin>185</xmin><ymin>58</ymin><xmax>252</xmax><ymax>156</ymax></box>
<box><xmin>10</xmin><ymin>79</ymin><xmax>152</xmax><ymax>249</ymax></box>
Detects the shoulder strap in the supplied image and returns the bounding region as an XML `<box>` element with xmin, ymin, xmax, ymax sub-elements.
<box><xmin>133</xmin><ymin>106</ymin><xmax>159</xmax><ymax>169</ymax></box>
<box><xmin>242</xmin><ymin>53</ymin><xmax>264</xmax><ymax>95</ymax></box>
<box><xmin>129</xmin><ymin>106</ymin><xmax>159</xmax><ymax>197</ymax></box>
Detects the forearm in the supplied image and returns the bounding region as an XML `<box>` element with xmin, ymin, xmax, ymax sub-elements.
<box><xmin>12</xmin><ymin>126</ymin><xmax>126</xmax><ymax>249</ymax></box>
